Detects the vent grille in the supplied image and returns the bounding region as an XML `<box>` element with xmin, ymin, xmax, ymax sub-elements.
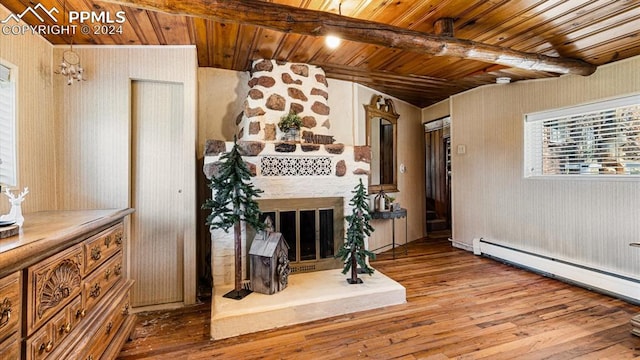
<box><xmin>290</xmin><ymin>264</ymin><xmax>316</xmax><ymax>273</ymax></box>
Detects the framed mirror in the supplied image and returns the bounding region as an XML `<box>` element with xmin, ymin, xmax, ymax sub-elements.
<box><xmin>365</xmin><ymin>95</ymin><xmax>399</xmax><ymax>194</ymax></box>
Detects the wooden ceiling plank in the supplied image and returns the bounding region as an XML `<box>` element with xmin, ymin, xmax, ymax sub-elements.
<box><xmin>474</xmin><ymin>0</ymin><xmax>639</xmax><ymax>61</ymax></box>
<box><xmin>490</xmin><ymin>1</ymin><xmax>627</xmax><ymax>50</ymax></box>
<box><xmin>150</xmin><ymin>11</ymin><xmax>192</xmax><ymax>45</ymax></box>
<box><xmin>273</xmin><ymin>33</ymin><xmax>303</xmax><ymax>62</ymax></box>
<box><xmin>84</xmin><ymin>1</ymin><xmax>143</xmax><ymax>45</ymax></box>
<box><xmin>122</xmin><ymin>8</ymin><xmax>162</xmax><ymax>44</ymax></box>
<box><xmin>468</xmin><ymin>0</ymin><xmax>575</xmax><ymax>46</ymax></box>
<box><xmin>252</xmin><ymin>28</ymin><xmax>283</xmax><ymax>61</ymax></box>
<box><xmin>511</xmin><ymin>9</ymin><xmax>640</xmax><ymax>63</ymax></box>
<box><xmin>455</xmin><ymin>0</ymin><xmax>558</xmax><ymax>43</ymax></box>
<box><xmin>230</xmin><ymin>24</ymin><xmax>260</xmax><ymax>71</ymax></box>
<box><xmin>567</xmin><ymin>34</ymin><xmax>640</xmax><ymax>64</ymax></box>
<box><xmin>192</xmin><ymin>17</ymin><xmax>210</xmax><ymax>66</ymax></box>
<box><xmin>146</xmin><ymin>10</ymin><xmax>167</xmax><ymax>44</ymax></box>
<box><xmin>580</xmin><ymin>40</ymin><xmax>640</xmax><ymax>64</ymax></box>
<box><xmin>211</xmin><ymin>21</ymin><xmax>240</xmax><ymax>68</ymax></box>
<box><xmin>99</xmin><ymin>0</ymin><xmax>596</xmax><ymax>75</ymax></box>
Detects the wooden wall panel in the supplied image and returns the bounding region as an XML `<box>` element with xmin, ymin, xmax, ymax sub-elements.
<box><xmin>449</xmin><ymin>55</ymin><xmax>640</xmax><ymax>279</ymax></box>
<box><xmin>0</xmin><ymin>4</ymin><xmax>56</xmax><ymax>214</ymax></box>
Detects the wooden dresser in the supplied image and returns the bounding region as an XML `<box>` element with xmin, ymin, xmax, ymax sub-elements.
<box><xmin>0</xmin><ymin>209</ymin><xmax>135</xmax><ymax>360</ymax></box>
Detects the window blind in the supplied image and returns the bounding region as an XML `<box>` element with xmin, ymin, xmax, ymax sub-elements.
<box><xmin>0</xmin><ymin>63</ymin><xmax>17</xmax><ymax>186</ymax></box>
<box><xmin>525</xmin><ymin>94</ymin><xmax>640</xmax><ymax>177</ymax></box>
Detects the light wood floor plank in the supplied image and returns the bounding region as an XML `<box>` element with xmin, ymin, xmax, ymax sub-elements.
<box><xmin>118</xmin><ymin>235</ymin><xmax>640</xmax><ymax>359</ymax></box>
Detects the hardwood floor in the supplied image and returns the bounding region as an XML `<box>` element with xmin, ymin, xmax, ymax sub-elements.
<box><xmin>118</xmin><ymin>233</ymin><xmax>640</xmax><ymax>359</ymax></box>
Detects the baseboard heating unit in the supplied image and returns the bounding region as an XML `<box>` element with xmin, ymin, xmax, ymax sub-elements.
<box><xmin>473</xmin><ymin>238</ymin><xmax>640</xmax><ymax>305</ymax></box>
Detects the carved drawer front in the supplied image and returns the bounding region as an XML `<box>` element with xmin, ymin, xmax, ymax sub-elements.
<box><xmin>83</xmin><ymin>251</ymin><xmax>123</xmax><ymax>314</ymax></box>
<box><xmin>68</xmin><ymin>293</ymin><xmax>86</xmax><ymax>330</ymax></box>
<box><xmin>0</xmin><ymin>331</ymin><xmax>20</xmax><ymax>360</ymax></box>
<box><xmin>52</xmin><ymin>296</ymin><xmax>82</xmax><ymax>347</ymax></box>
<box><xmin>0</xmin><ymin>271</ymin><xmax>20</xmax><ymax>342</ymax></box>
<box><xmin>84</xmin><ymin>222</ymin><xmax>124</xmax><ymax>275</ymax></box>
<box><xmin>27</xmin><ymin>244</ymin><xmax>83</xmax><ymax>336</ymax></box>
<box><xmin>25</xmin><ymin>308</ymin><xmax>67</xmax><ymax>360</ymax></box>
<box><xmin>82</xmin><ymin>291</ymin><xmax>130</xmax><ymax>360</ymax></box>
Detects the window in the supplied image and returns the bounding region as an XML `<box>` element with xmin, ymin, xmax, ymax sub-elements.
<box><xmin>0</xmin><ymin>61</ymin><xmax>17</xmax><ymax>187</ymax></box>
<box><xmin>525</xmin><ymin>94</ymin><xmax>640</xmax><ymax>177</ymax></box>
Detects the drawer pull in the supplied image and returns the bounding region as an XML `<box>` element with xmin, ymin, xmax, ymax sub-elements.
<box><xmin>106</xmin><ymin>321</ymin><xmax>113</xmax><ymax>334</ymax></box>
<box><xmin>39</xmin><ymin>340</ymin><xmax>53</xmax><ymax>353</ymax></box>
<box><xmin>59</xmin><ymin>322</ymin><xmax>71</xmax><ymax>334</ymax></box>
<box><xmin>87</xmin><ymin>356</ymin><xmax>94</xmax><ymax>360</ymax></box>
<box><xmin>0</xmin><ymin>298</ymin><xmax>11</xmax><ymax>328</ymax></box>
<box><xmin>114</xmin><ymin>263</ymin><xmax>122</xmax><ymax>276</ymax></box>
<box><xmin>104</xmin><ymin>235</ymin><xmax>112</xmax><ymax>248</ymax></box>
<box><xmin>76</xmin><ymin>308</ymin><xmax>86</xmax><ymax>318</ymax></box>
<box><xmin>122</xmin><ymin>302</ymin><xmax>130</xmax><ymax>315</ymax></box>
<box><xmin>91</xmin><ymin>246</ymin><xmax>102</xmax><ymax>261</ymax></box>
<box><xmin>115</xmin><ymin>233</ymin><xmax>123</xmax><ymax>245</ymax></box>
<box><xmin>89</xmin><ymin>283</ymin><xmax>101</xmax><ymax>298</ymax></box>
<box><xmin>105</xmin><ymin>268</ymin><xmax>112</xmax><ymax>280</ymax></box>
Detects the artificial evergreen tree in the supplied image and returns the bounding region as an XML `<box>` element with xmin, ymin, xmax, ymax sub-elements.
<box><xmin>203</xmin><ymin>137</ymin><xmax>265</xmax><ymax>299</ymax></box>
<box><xmin>336</xmin><ymin>179</ymin><xmax>376</xmax><ymax>284</ymax></box>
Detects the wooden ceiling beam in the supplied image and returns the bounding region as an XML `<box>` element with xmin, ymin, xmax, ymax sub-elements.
<box><xmin>99</xmin><ymin>0</ymin><xmax>597</xmax><ymax>76</ymax></box>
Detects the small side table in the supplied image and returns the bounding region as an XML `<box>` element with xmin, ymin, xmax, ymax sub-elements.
<box><xmin>371</xmin><ymin>207</ymin><xmax>408</xmax><ymax>259</ymax></box>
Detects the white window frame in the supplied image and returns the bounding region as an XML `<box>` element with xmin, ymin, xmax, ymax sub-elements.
<box><xmin>524</xmin><ymin>93</ymin><xmax>640</xmax><ymax>179</ymax></box>
<box><xmin>0</xmin><ymin>60</ymin><xmax>17</xmax><ymax>187</ymax></box>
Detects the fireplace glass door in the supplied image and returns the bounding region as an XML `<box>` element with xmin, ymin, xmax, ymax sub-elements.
<box><xmin>255</xmin><ymin>197</ymin><xmax>343</xmax><ymax>273</ymax></box>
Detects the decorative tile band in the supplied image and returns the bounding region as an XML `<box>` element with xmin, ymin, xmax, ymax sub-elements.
<box><xmin>261</xmin><ymin>156</ymin><xmax>332</xmax><ymax>176</ymax></box>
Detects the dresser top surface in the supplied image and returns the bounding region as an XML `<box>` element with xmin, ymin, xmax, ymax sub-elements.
<box><xmin>0</xmin><ymin>208</ymin><xmax>133</xmax><ymax>277</ymax></box>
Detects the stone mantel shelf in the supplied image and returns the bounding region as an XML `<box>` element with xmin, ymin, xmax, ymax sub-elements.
<box><xmin>0</xmin><ymin>208</ymin><xmax>134</xmax><ymax>278</ymax></box>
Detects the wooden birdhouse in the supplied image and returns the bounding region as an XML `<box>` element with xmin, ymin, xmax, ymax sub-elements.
<box><xmin>249</xmin><ymin>229</ymin><xmax>290</xmax><ymax>295</ymax></box>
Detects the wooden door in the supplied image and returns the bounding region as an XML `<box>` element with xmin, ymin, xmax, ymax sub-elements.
<box><xmin>425</xmin><ymin>126</ymin><xmax>451</xmax><ymax>230</ymax></box>
<box><xmin>130</xmin><ymin>80</ymin><xmax>184</xmax><ymax>307</ymax></box>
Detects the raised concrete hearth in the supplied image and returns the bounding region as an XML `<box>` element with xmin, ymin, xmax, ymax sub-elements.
<box><xmin>210</xmin><ymin>269</ymin><xmax>406</xmax><ymax>339</ymax></box>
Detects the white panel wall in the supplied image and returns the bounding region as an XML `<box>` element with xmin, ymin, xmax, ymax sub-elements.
<box><xmin>54</xmin><ymin>45</ymin><xmax>198</xmax><ymax>306</ymax></box>
<box><xmin>448</xmin><ymin>56</ymin><xmax>640</xmax><ymax>280</ymax></box>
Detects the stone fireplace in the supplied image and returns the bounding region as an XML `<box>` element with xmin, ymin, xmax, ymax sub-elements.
<box><xmin>205</xmin><ymin>60</ymin><xmax>405</xmax><ymax>341</ymax></box>
<box><xmin>204</xmin><ymin>59</ymin><xmax>370</xmax><ymax>287</ymax></box>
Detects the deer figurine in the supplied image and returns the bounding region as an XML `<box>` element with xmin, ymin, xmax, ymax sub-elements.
<box><xmin>0</xmin><ymin>187</ymin><xmax>29</xmax><ymax>227</ymax></box>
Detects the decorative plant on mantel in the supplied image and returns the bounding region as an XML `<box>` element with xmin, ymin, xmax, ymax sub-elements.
<box><xmin>336</xmin><ymin>179</ymin><xmax>376</xmax><ymax>284</ymax></box>
<box><xmin>202</xmin><ymin>136</ymin><xmax>265</xmax><ymax>300</ymax></box>
<box><xmin>278</xmin><ymin>111</ymin><xmax>302</xmax><ymax>141</ymax></box>
<box><xmin>278</xmin><ymin>111</ymin><xmax>302</xmax><ymax>131</ymax></box>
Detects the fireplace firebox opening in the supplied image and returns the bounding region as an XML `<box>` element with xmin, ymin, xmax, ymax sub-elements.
<box><xmin>247</xmin><ymin>197</ymin><xmax>344</xmax><ymax>274</ymax></box>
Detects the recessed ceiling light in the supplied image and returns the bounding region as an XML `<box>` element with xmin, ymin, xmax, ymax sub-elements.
<box><xmin>496</xmin><ymin>77</ymin><xmax>511</xmax><ymax>84</ymax></box>
<box><xmin>325</xmin><ymin>35</ymin><xmax>341</xmax><ymax>49</ymax></box>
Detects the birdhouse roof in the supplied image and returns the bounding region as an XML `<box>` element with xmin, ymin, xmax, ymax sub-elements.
<box><xmin>249</xmin><ymin>231</ymin><xmax>289</xmax><ymax>257</ymax></box>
